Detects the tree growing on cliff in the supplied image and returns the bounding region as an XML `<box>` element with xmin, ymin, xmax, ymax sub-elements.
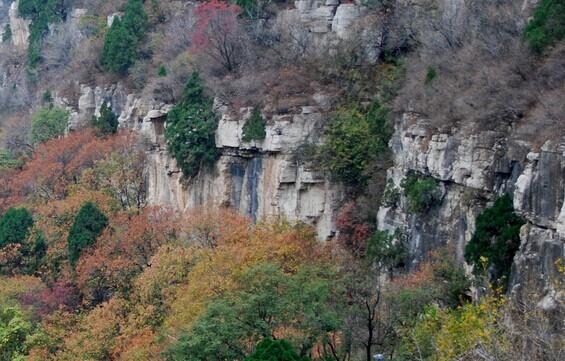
<box><xmin>525</xmin><ymin>0</ymin><xmax>565</xmax><ymax>53</ymax></box>
<box><xmin>67</xmin><ymin>202</ymin><xmax>108</xmax><ymax>265</ymax></box>
<box><xmin>164</xmin><ymin>72</ymin><xmax>219</xmax><ymax>178</ymax></box>
<box><xmin>464</xmin><ymin>194</ymin><xmax>525</xmax><ymax>286</ymax></box>
<box><xmin>242</xmin><ymin>107</ymin><xmax>266</xmax><ymax>142</ymax></box>
<box><xmin>91</xmin><ymin>102</ymin><xmax>119</xmax><ymax>135</ymax></box>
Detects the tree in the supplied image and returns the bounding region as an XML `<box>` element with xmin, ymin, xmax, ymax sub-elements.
<box><xmin>101</xmin><ymin>0</ymin><xmax>148</xmax><ymax>74</ymax></box>
<box><xmin>191</xmin><ymin>0</ymin><xmax>245</xmax><ymax>72</ymax></box>
<box><xmin>166</xmin><ymin>263</ymin><xmax>342</xmax><ymax>360</ymax></box>
<box><xmin>524</xmin><ymin>0</ymin><xmax>565</xmax><ymax>53</ymax></box>
<box><xmin>242</xmin><ymin>107</ymin><xmax>266</xmax><ymax>142</ymax></box>
<box><xmin>101</xmin><ymin>18</ymin><xmax>137</xmax><ymax>74</ymax></box>
<box><xmin>320</xmin><ymin>101</ymin><xmax>391</xmax><ymax>187</ymax></box>
<box><xmin>67</xmin><ymin>202</ymin><xmax>108</xmax><ymax>265</ymax></box>
<box><xmin>464</xmin><ymin>194</ymin><xmax>525</xmax><ymax>285</ymax></box>
<box><xmin>164</xmin><ymin>72</ymin><xmax>219</xmax><ymax>178</ymax></box>
<box><xmin>0</xmin><ymin>305</ymin><xmax>34</xmax><ymax>360</ymax></box>
<box><xmin>31</xmin><ymin>107</ymin><xmax>69</xmax><ymax>145</ymax></box>
<box><xmin>0</xmin><ymin>208</ymin><xmax>33</xmax><ymax>248</ymax></box>
<box><xmin>401</xmin><ymin>173</ymin><xmax>440</xmax><ymax>214</ymax></box>
<box><xmin>91</xmin><ymin>102</ymin><xmax>119</xmax><ymax>135</ymax></box>
<box><xmin>245</xmin><ymin>339</ymin><xmax>311</xmax><ymax>361</ymax></box>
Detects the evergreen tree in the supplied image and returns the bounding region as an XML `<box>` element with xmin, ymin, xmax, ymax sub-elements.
<box><xmin>165</xmin><ymin>72</ymin><xmax>219</xmax><ymax>178</ymax></box>
<box><xmin>92</xmin><ymin>102</ymin><xmax>119</xmax><ymax>135</ymax></box>
<box><xmin>464</xmin><ymin>194</ymin><xmax>525</xmax><ymax>285</ymax></box>
<box><xmin>242</xmin><ymin>107</ymin><xmax>266</xmax><ymax>142</ymax></box>
<box><xmin>67</xmin><ymin>202</ymin><xmax>108</xmax><ymax>265</ymax></box>
<box><xmin>122</xmin><ymin>0</ymin><xmax>148</xmax><ymax>41</ymax></box>
<box><xmin>0</xmin><ymin>208</ymin><xmax>34</xmax><ymax>248</ymax></box>
<box><xmin>101</xmin><ymin>0</ymin><xmax>148</xmax><ymax>74</ymax></box>
<box><xmin>101</xmin><ymin>18</ymin><xmax>137</xmax><ymax>74</ymax></box>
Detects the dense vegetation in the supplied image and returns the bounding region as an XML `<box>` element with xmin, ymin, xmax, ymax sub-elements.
<box><xmin>524</xmin><ymin>0</ymin><xmax>565</xmax><ymax>53</ymax></box>
<box><xmin>165</xmin><ymin>72</ymin><xmax>219</xmax><ymax>178</ymax></box>
<box><xmin>401</xmin><ymin>173</ymin><xmax>441</xmax><ymax>214</ymax></box>
<box><xmin>320</xmin><ymin>100</ymin><xmax>391</xmax><ymax>187</ymax></box>
<box><xmin>30</xmin><ymin>107</ymin><xmax>69</xmax><ymax>145</ymax></box>
<box><xmin>0</xmin><ymin>0</ymin><xmax>562</xmax><ymax>360</ymax></box>
<box><xmin>464</xmin><ymin>194</ymin><xmax>525</xmax><ymax>286</ymax></box>
<box><xmin>101</xmin><ymin>0</ymin><xmax>148</xmax><ymax>73</ymax></box>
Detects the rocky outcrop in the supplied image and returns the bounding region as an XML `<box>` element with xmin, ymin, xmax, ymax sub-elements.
<box><xmin>144</xmin><ymin>104</ymin><xmax>342</xmax><ymax>240</ymax></box>
<box><xmin>64</xmin><ymin>84</ymin><xmax>342</xmax><ymax>240</ymax></box>
<box><xmin>8</xmin><ymin>0</ymin><xmax>29</xmax><ymax>49</ymax></box>
<box><xmin>377</xmin><ymin>111</ymin><xmax>564</xmax><ymax>312</ymax></box>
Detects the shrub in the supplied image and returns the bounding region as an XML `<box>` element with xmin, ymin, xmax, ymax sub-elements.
<box><xmin>67</xmin><ymin>202</ymin><xmax>108</xmax><ymax>265</ymax></box>
<box><xmin>0</xmin><ymin>305</ymin><xmax>35</xmax><ymax>360</ymax></box>
<box><xmin>425</xmin><ymin>66</ymin><xmax>437</xmax><ymax>84</ymax></box>
<box><xmin>158</xmin><ymin>65</ymin><xmax>167</xmax><ymax>77</ymax></box>
<box><xmin>91</xmin><ymin>102</ymin><xmax>119</xmax><ymax>135</ymax></box>
<box><xmin>31</xmin><ymin>107</ymin><xmax>69</xmax><ymax>145</ymax></box>
<box><xmin>464</xmin><ymin>194</ymin><xmax>525</xmax><ymax>285</ymax></box>
<box><xmin>524</xmin><ymin>0</ymin><xmax>565</xmax><ymax>53</ymax></box>
<box><xmin>401</xmin><ymin>173</ymin><xmax>440</xmax><ymax>213</ymax></box>
<box><xmin>242</xmin><ymin>107</ymin><xmax>266</xmax><ymax>142</ymax></box>
<box><xmin>164</xmin><ymin>72</ymin><xmax>219</xmax><ymax>178</ymax></box>
<box><xmin>320</xmin><ymin>100</ymin><xmax>391</xmax><ymax>187</ymax></box>
<box><xmin>245</xmin><ymin>339</ymin><xmax>310</xmax><ymax>361</ymax></box>
<box><xmin>101</xmin><ymin>0</ymin><xmax>148</xmax><ymax>74</ymax></box>
<box><xmin>0</xmin><ymin>208</ymin><xmax>34</xmax><ymax>248</ymax></box>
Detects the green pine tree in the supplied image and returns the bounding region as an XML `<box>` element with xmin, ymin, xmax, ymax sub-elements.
<box><xmin>92</xmin><ymin>102</ymin><xmax>119</xmax><ymax>135</ymax></box>
<box><xmin>0</xmin><ymin>208</ymin><xmax>34</xmax><ymax>248</ymax></box>
<box><xmin>67</xmin><ymin>202</ymin><xmax>108</xmax><ymax>265</ymax></box>
<box><xmin>101</xmin><ymin>0</ymin><xmax>148</xmax><ymax>74</ymax></box>
<box><xmin>242</xmin><ymin>107</ymin><xmax>266</xmax><ymax>142</ymax></box>
<box><xmin>101</xmin><ymin>17</ymin><xmax>137</xmax><ymax>74</ymax></box>
<box><xmin>164</xmin><ymin>72</ymin><xmax>219</xmax><ymax>178</ymax></box>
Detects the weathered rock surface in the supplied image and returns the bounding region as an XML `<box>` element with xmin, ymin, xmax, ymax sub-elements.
<box><xmin>8</xmin><ymin>0</ymin><xmax>30</xmax><ymax>49</ymax></box>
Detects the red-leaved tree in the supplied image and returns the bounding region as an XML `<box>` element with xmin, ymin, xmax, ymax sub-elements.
<box><xmin>191</xmin><ymin>0</ymin><xmax>245</xmax><ymax>72</ymax></box>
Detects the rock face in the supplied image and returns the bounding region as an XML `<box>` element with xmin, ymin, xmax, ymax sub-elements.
<box><xmin>8</xmin><ymin>0</ymin><xmax>30</xmax><ymax>49</ymax></box>
<box><xmin>377</xmin><ymin>111</ymin><xmax>564</xmax><ymax>309</ymax></box>
<box><xmin>66</xmin><ymin>85</ymin><xmax>342</xmax><ymax>240</ymax></box>
<box><xmin>143</xmin><ymin>105</ymin><xmax>342</xmax><ymax>240</ymax></box>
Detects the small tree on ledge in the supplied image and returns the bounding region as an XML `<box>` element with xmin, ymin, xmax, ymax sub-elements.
<box><xmin>242</xmin><ymin>107</ymin><xmax>266</xmax><ymax>142</ymax></box>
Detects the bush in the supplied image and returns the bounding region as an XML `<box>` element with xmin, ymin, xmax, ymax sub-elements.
<box><xmin>245</xmin><ymin>339</ymin><xmax>310</xmax><ymax>361</ymax></box>
<box><xmin>366</xmin><ymin>229</ymin><xmax>407</xmax><ymax>271</ymax></box>
<box><xmin>0</xmin><ymin>305</ymin><xmax>35</xmax><ymax>360</ymax></box>
<box><xmin>464</xmin><ymin>194</ymin><xmax>525</xmax><ymax>285</ymax></box>
<box><xmin>242</xmin><ymin>107</ymin><xmax>266</xmax><ymax>142</ymax></box>
<box><xmin>101</xmin><ymin>0</ymin><xmax>148</xmax><ymax>74</ymax></box>
<box><xmin>67</xmin><ymin>202</ymin><xmax>108</xmax><ymax>265</ymax></box>
<box><xmin>524</xmin><ymin>0</ymin><xmax>565</xmax><ymax>53</ymax></box>
<box><xmin>31</xmin><ymin>107</ymin><xmax>69</xmax><ymax>145</ymax></box>
<box><xmin>0</xmin><ymin>208</ymin><xmax>34</xmax><ymax>248</ymax></box>
<box><xmin>320</xmin><ymin>100</ymin><xmax>391</xmax><ymax>187</ymax></box>
<box><xmin>425</xmin><ymin>66</ymin><xmax>437</xmax><ymax>84</ymax></box>
<box><xmin>164</xmin><ymin>72</ymin><xmax>219</xmax><ymax>178</ymax></box>
<box><xmin>158</xmin><ymin>65</ymin><xmax>167</xmax><ymax>77</ymax></box>
<box><xmin>91</xmin><ymin>102</ymin><xmax>119</xmax><ymax>135</ymax></box>
<box><xmin>401</xmin><ymin>173</ymin><xmax>440</xmax><ymax>213</ymax></box>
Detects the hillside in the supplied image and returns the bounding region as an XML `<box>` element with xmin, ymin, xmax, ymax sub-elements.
<box><xmin>0</xmin><ymin>0</ymin><xmax>563</xmax><ymax>360</ymax></box>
